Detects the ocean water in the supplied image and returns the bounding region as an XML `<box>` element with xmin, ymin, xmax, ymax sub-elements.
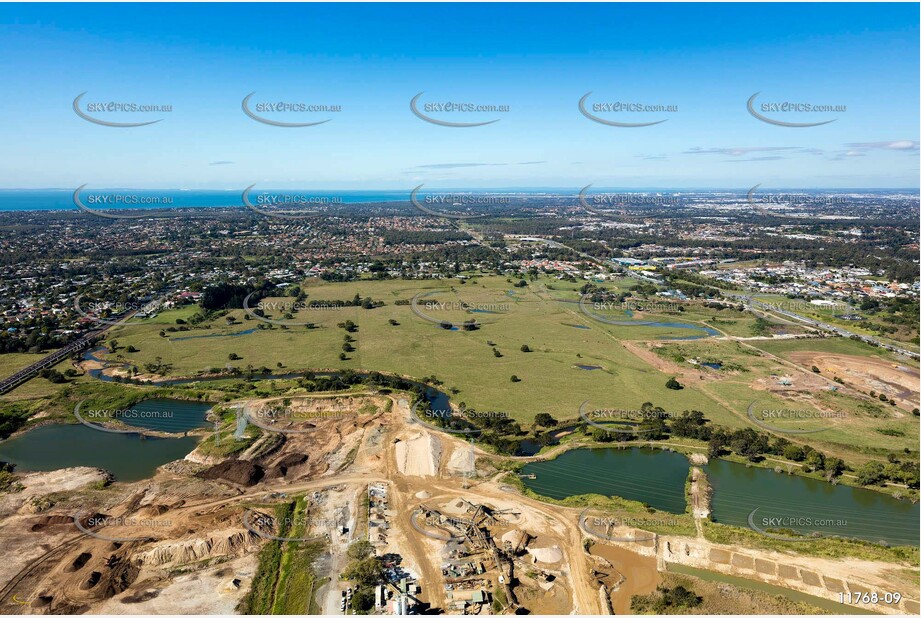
<box><xmin>0</xmin><ymin>189</ymin><xmax>413</xmax><ymax>212</ymax></box>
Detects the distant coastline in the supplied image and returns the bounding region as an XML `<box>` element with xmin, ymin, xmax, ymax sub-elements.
<box><xmin>0</xmin><ymin>189</ymin><xmax>411</xmax><ymax>212</ymax></box>
<box><xmin>0</xmin><ymin>188</ymin><xmax>916</xmax><ymax>213</ymax></box>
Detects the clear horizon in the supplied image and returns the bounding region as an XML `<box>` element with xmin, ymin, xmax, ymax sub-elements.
<box><xmin>0</xmin><ymin>3</ymin><xmax>918</xmax><ymax>190</ymax></box>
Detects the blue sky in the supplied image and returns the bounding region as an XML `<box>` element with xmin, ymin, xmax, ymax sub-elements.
<box><xmin>0</xmin><ymin>3</ymin><xmax>918</xmax><ymax>189</ymax></box>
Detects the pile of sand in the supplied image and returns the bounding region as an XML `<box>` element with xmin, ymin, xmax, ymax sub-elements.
<box><xmin>394</xmin><ymin>432</ymin><xmax>441</xmax><ymax>477</ymax></box>
<box><xmin>528</xmin><ymin>546</ymin><xmax>563</xmax><ymax>564</ymax></box>
<box><xmin>446</xmin><ymin>444</ymin><xmax>476</xmax><ymax>475</ymax></box>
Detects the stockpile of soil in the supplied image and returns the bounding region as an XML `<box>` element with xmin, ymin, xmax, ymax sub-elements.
<box><xmin>262</xmin><ymin>453</ymin><xmax>310</xmax><ymax>480</ymax></box>
<box><xmin>197</xmin><ymin>461</ymin><xmax>264</xmax><ymax>486</ymax></box>
<box><xmin>276</xmin><ymin>453</ymin><xmax>308</xmax><ymax>476</ymax></box>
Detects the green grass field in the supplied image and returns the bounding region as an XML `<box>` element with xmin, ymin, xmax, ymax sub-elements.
<box><xmin>67</xmin><ymin>275</ymin><xmax>918</xmax><ymax>462</ymax></box>
<box><xmin>102</xmin><ymin>277</ymin><xmax>736</xmax><ymax>425</ymax></box>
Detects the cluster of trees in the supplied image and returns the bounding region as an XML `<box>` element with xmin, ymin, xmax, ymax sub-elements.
<box><xmin>0</xmin><ymin>323</ymin><xmax>75</xmax><ymax>354</ymax></box>
<box><xmin>631</xmin><ymin>585</ymin><xmax>702</xmax><ymax>613</ymax></box>
<box><xmin>337</xmin><ymin>320</ymin><xmax>358</xmax><ymax>333</ymax></box>
<box><xmin>293</xmin><ymin>370</ymin><xmax>426</xmax><ymax>399</ymax></box>
<box><xmin>0</xmin><ymin>462</ymin><xmax>18</xmax><ymax>492</ymax></box>
<box><xmin>582</xmin><ymin>406</ymin><xmax>920</xmax><ymax>489</ymax></box>
<box><xmin>858</xmin><ymin>296</ymin><xmax>920</xmax><ymax>341</ymax></box>
<box><xmin>38</xmin><ymin>368</ymin><xmax>67</xmax><ymax>383</ymax></box>
<box><xmin>0</xmin><ymin>402</ymin><xmax>31</xmax><ymax>440</ymax></box>
<box><xmin>315</xmin><ymin>293</ymin><xmax>383</xmax><ymax>310</ymax></box>
<box><xmin>319</xmin><ymin>271</ymin><xmax>356</xmax><ymax>282</ymax></box>
<box><xmin>342</xmin><ymin>540</ymin><xmax>381</xmax><ymax>614</ymax></box>
<box><xmin>201</xmin><ymin>283</ymin><xmax>262</xmax><ymax>310</ymax></box>
<box><xmin>853</xmin><ymin>455</ymin><xmax>919</xmax><ymax>488</ymax></box>
<box><xmin>440</xmin><ymin>319</ymin><xmax>478</xmax><ymax>331</ymax></box>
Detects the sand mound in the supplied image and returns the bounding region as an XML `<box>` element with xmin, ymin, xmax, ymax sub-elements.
<box><xmin>394</xmin><ymin>432</ymin><xmax>441</xmax><ymax>477</ymax></box>
<box><xmin>446</xmin><ymin>444</ymin><xmax>476</xmax><ymax>475</ymax></box>
<box><xmin>415</xmin><ymin>491</ymin><xmax>431</xmax><ymax>499</ymax></box>
<box><xmin>528</xmin><ymin>546</ymin><xmax>563</xmax><ymax>564</ymax></box>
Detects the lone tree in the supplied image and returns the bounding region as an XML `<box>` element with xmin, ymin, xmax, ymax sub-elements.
<box><xmin>665</xmin><ymin>377</ymin><xmax>683</xmax><ymax>390</ymax></box>
<box><xmin>520</xmin><ymin>344</ymin><xmax>532</xmax><ymax>353</ymax></box>
<box><xmin>534</xmin><ymin>412</ymin><xmax>558</xmax><ymax>427</ymax></box>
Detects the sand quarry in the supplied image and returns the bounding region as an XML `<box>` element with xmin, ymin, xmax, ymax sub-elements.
<box><xmin>1</xmin><ymin>391</ymin><xmax>917</xmax><ymax>615</ymax></box>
